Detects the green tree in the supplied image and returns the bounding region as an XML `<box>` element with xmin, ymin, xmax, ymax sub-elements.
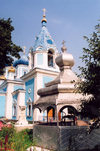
<box><xmin>0</xmin><ymin>18</ymin><xmax>23</xmax><ymax>75</ymax></box>
<box><xmin>78</xmin><ymin>21</ymin><xmax>100</xmax><ymax>118</ymax></box>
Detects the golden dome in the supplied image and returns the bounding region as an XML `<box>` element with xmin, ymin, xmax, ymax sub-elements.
<box><xmin>41</xmin><ymin>17</ymin><xmax>47</xmax><ymax>23</ymax></box>
<box><xmin>8</xmin><ymin>65</ymin><xmax>15</xmax><ymax>73</ymax></box>
<box><xmin>0</xmin><ymin>75</ymin><xmax>6</xmax><ymax>80</ymax></box>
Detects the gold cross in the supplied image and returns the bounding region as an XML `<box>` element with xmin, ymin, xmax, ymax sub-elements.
<box><xmin>43</xmin><ymin>8</ymin><xmax>46</xmax><ymax>17</ymax></box>
<box><xmin>23</xmin><ymin>46</ymin><xmax>26</xmax><ymax>54</ymax></box>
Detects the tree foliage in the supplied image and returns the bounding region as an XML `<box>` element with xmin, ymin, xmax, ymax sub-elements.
<box><xmin>78</xmin><ymin>22</ymin><xmax>100</xmax><ymax>118</ymax></box>
<box><xmin>0</xmin><ymin>18</ymin><xmax>23</xmax><ymax>75</ymax></box>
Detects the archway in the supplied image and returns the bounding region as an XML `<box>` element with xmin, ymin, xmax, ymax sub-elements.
<box><xmin>47</xmin><ymin>106</ymin><xmax>55</xmax><ymax>122</ymax></box>
<box><xmin>58</xmin><ymin>105</ymin><xmax>78</xmax><ymax>120</ymax></box>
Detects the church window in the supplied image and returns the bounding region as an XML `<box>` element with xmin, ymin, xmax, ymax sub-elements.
<box><xmin>13</xmin><ymin>99</ymin><xmax>17</xmax><ymax>117</ymax></box>
<box><xmin>27</xmin><ymin>98</ymin><xmax>32</xmax><ymax>117</ymax></box>
<box><xmin>24</xmin><ymin>71</ymin><xmax>26</xmax><ymax>75</ymax></box>
<box><xmin>27</xmin><ymin>104</ymin><xmax>32</xmax><ymax>117</ymax></box>
<box><xmin>48</xmin><ymin>50</ymin><xmax>54</xmax><ymax>67</ymax></box>
<box><xmin>22</xmin><ymin>69</ymin><xmax>27</xmax><ymax>76</ymax></box>
<box><xmin>13</xmin><ymin>105</ymin><xmax>16</xmax><ymax>116</ymax></box>
<box><xmin>29</xmin><ymin>105</ymin><xmax>31</xmax><ymax>116</ymax></box>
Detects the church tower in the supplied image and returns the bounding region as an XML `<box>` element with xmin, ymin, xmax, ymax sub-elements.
<box><xmin>29</xmin><ymin>9</ymin><xmax>59</xmax><ymax>72</ymax></box>
<box><xmin>24</xmin><ymin>9</ymin><xmax>59</xmax><ymax>121</ymax></box>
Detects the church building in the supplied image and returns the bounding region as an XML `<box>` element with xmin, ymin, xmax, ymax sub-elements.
<box><xmin>0</xmin><ymin>10</ymin><xmax>59</xmax><ymax>123</ymax></box>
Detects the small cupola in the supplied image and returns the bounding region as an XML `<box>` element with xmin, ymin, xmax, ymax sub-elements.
<box><xmin>8</xmin><ymin>65</ymin><xmax>15</xmax><ymax>80</ymax></box>
<box><xmin>56</xmin><ymin>40</ymin><xmax>74</xmax><ymax>71</ymax></box>
<box><xmin>13</xmin><ymin>47</ymin><xmax>29</xmax><ymax>68</ymax></box>
<box><xmin>13</xmin><ymin>46</ymin><xmax>29</xmax><ymax>78</ymax></box>
<box><xmin>8</xmin><ymin>65</ymin><xmax>15</xmax><ymax>73</ymax></box>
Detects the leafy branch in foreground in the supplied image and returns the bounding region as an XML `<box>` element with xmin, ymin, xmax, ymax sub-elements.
<box><xmin>0</xmin><ymin>18</ymin><xmax>23</xmax><ymax>75</ymax></box>
<box><xmin>78</xmin><ymin>21</ymin><xmax>100</xmax><ymax>118</ymax></box>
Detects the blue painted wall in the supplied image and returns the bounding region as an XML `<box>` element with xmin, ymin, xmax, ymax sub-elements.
<box><xmin>14</xmin><ymin>85</ymin><xmax>23</xmax><ymax>91</ymax></box>
<box><xmin>13</xmin><ymin>93</ymin><xmax>18</xmax><ymax>101</ymax></box>
<box><xmin>3</xmin><ymin>87</ymin><xmax>7</xmax><ymax>92</ymax></box>
<box><xmin>37</xmin><ymin>54</ymin><xmax>43</xmax><ymax>65</ymax></box>
<box><xmin>0</xmin><ymin>95</ymin><xmax>5</xmax><ymax>117</ymax></box>
<box><xmin>43</xmin><ymin>76</ymin><xmax>54</xmax><ymax>88</ymax></box>
<box><xmin>25</xmin><ymin>78</ymin><xmax>34</xmax><ymax>121</ymax></box>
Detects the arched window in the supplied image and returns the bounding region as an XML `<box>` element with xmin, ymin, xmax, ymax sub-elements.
<box><xmin>13</xmin><ymin>105</ymin><xmax>17</xmax><ymax>116</ymax></box>
<box><xmin>29</xmin><ymin>104</ymin><xmax>31</xmax><ymax>117</ymax></box>
<box><xmin>27</xmin><ymin>98</ymin><xmax>32</xmax><ymax>117</ymax></box>
<box><xmin>13</xmin><ymin>99</ymin><xmax>17</xmax><ymax>117</ymax></box>
<box><xmin>48</xmin><ymin>50</ymin><xmax>54</xmax><ymax>67</ymax></box>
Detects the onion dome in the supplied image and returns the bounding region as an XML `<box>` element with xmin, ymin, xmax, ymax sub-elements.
<box><xmin>13</xmin><ymin>50</ymin><xmax>29</xmax><ymax>68</ymax></box>
<box><xmin>8</xmin><ymin>65</ymin><xmax>15</xmax><ymax>73</ymax></box>
<box><xmin>0</xmin><ymin>75</ymin><xmax>6</xmax><ymax>80</ymax></box>
<box><xmin>56</xmin><ymin>40</ymin><xmax>74</xmax><ymax>70</ymax></box>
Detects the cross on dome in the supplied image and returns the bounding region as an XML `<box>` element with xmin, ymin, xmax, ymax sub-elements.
<box><xmin>23</xmin><ymin>46</ymin><xmax>26</xmax><ymax>54</ymax></box>
<box><xmin>42</xmin><ymin>8</ymin><xmax>46</xmax><ymax>17</ymax></box>
<box><xmin>62</xmin><ymin>40</ymin><xmax>66</xmax><ymax>47</ymax></box>
<box><xmin>61</xmin><ymin>40</ymin><xmax>67</xmax><ymax>53</ymax></box>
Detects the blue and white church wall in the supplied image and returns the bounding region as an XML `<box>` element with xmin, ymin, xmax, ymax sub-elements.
<box><xmin>25</xmin><ymin>78</ymin><xmax>34</xmax><ymax>121</ymax></box>
<box><xmin>33</xmin><ymin>70</ymin><xmax>58</xmax><ymax>121</ymax></box>
<box><xmin>0</xmin><ymin>79</ymin><xmax>24</xmax><ymax>119</ymax></box>
<box><xmin>32</xmin><ymin>50</ymin><xmax>59</xmax><ymax>72</ymax></box>
<box><xmin>0</xmin><ymin>92</ymin><xmax>6</xmax><ymax>117</ymax></box>
<box><xmin>4</xmin><ymin>66</ymin><xmax>12</xmax><ymax>79</ymax></box>
<box><xmin>15</xmin><ymin>64</ymin><xmax>29</xmax><ymax>79</ymax></box>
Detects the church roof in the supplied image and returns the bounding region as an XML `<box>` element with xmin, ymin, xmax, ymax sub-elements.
<box><xmin>13</xmin><ymin>54</ymin><xmax>29</xmax><ymax>67</ymax></box>
<box><xmin>33</xmin><ymin>10</ymin><xmax>57</xmax><ymax>52</ymax></box>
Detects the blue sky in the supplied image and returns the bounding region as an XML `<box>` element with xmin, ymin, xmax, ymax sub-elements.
<box><xmin>0</xmin><ymin>0</ymin><xmax>100</xmax><ymax>73</ymax></box>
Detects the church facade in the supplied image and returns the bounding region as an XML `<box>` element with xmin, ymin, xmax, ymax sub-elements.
<box><xmin>0</xmin><ymin>11</ymin><xmax>59</xmax><ymax>123</ymax></box>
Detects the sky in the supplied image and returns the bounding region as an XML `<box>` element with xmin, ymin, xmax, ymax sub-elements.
<box><xmin>0</xmin><ymin>0</ymin><xmax>100</xmax><ymax>73</ymax></box>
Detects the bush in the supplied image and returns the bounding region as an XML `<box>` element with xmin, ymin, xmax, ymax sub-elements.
<box><xmin>0</xmin><ymin>127</ymin><xmax>34</xmax><ymax>150</ymax></box>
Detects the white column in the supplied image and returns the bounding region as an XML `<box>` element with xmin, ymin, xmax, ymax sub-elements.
<box><xmin>5</xmin><ymin>83</ymin><xmax>13</xmax><ymax>119</ymax></box>
<box><xmin>16</xmin><ymin>90</ymin><xmax>28</xmax><ymax>125</ymax></box>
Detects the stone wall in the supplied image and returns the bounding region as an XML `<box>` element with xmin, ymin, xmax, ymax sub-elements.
<box><xmin>33</xmin><ymin>125</ymin><xmax>59</xmax><ymax>150</ymax></box>
<box><xmin>33</xmin><ymin>125</ymin><xmax>100</xmax><ymax>151</ymax></box>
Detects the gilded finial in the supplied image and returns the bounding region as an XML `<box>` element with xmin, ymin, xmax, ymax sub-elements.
<box><xmin>61</xmin><ymin>40</ymin><xmax>67</xmax><ymax>53</ymax></box>
<box><xmin>41</xmin><ymin>8</ymin><xmax>47</xmax><ymax>23</ymax></box>
<box><xmin>23</xmin><ymin>46</ymin><xmax>26</xmax><ymax>54</ymax></box>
